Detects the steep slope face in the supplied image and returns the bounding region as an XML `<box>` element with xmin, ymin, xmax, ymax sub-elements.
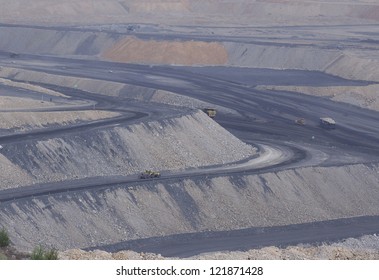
<box><xmin>59</xmin><ymin>234</ymin><xmax>379</xmax><ymax>259</ymax></box>
<box><xmin>0</xmin><ymin>27</ymin><xmax>117</xmax><ymax>56</ymax></box>
<box><xmin>1</xmin><ymin>163</ymin><xmax>378</xmax><ymax>251</ymax></box>
<box><xmin>225</xmin><ymin>43</ymin><xmax>341</xmax><ymax>70</ymax></box>
<box><xmin>102</xmin><ymin>37</ymin><xmax>228</xmax><ymax>66</ymax></box>
<box><xmin>0</xmin><ymin>110</ymin><xmax>255</xmax><ymax>189</ymax></box>
<box><xmin>0</xmin><ymin>0</ymin><xmax>379</xmax><ymax>25</ymax></box>
<box><xmin>2</xmin><ymin>25</ymin><xmax>377</xmax><ymax>86</ymax></box>
<box><xmin>1</xmin><ymin>24</ymin><xmax>378</xmax><ymax>84</ymax></box>
<box><xmin>0</xmin><ymin>0</ymin><xmax>128</xmax><ymax>25</ymax></box>
<box><xmin>324</xmin><ymin>52</ymin><xmax>379</xmax><ymax>82</ymax></box>
<box><xmin>0</xmin><ymin>110</ymin><xmax>120</xmax><ymax>131</ymax></box>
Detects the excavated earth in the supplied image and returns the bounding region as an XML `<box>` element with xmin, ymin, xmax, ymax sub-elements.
<box><xmin>1</xmin><ymin>163</ymin><xmax>379</xmax><ymax>253</ymax></box>
<box><xmin>0</xmin><ymin>109</ymin><xmax>255</xmax><ymax>190</ymax></box>
<box><xmin>0</xmin><ymin>0</ymin><xmax>379</xmax><ymax>260</ymax></box>
<box><xmin>59</xmin><ymin>234</ymin><xmax>379</xmax><ymax>260</ymax></box>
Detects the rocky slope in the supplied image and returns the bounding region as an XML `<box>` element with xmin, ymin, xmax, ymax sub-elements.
<box><xmin>1</xmin><ymin>163</ymin><xmax>378</xmax><ymax>252</ymax></box>
<box><xmin>0</xmin><ymin>110</ymin><xmax>255</xmax><ymax>190</ymax></box>
<box><xmin>59</xmin><ymin>234</ymin><xmax>379</xmax><ymax>260</ymax></box>
<box><xmin>1</xmin><ymin>0</ymin><xmax>379</xmax><ymax>26</ymax></box>
<box><xmin>102</xmin><ymin>37</ymin><xmax>228</xmax><ymax>66</ymax></box>
<box><xmin>1</xmin><ymin>0</ymin><xmax>379</xmax><ymax>260</ymax></box>
<box><xmin>0</xmin><ymin>110</ymin><xmax>120</xmax><ymax>131</ymax></box>
<box><xmin>1</xmin><ymin>24</ymin><xmax>378</xmax><ymax>84</ymax></box>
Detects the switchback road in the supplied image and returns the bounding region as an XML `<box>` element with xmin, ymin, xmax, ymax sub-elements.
<box><xmin>1</xmin><ymin>51</ymin><xmax>379</xmax><ymax>255</ymax></box>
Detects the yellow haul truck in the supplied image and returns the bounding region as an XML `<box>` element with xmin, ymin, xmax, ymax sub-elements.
<box><xmin>203</xmin><ymin>108</ymin><xmax>216</xmax><ymax>118</ymax></box>
<box><xmin>140</xmin><ymin>170</ymin><xmax>161</xmax><ymax>179</ymax></box>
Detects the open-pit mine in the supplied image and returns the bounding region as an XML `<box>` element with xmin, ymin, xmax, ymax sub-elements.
<box><xmin>1</xmin><ymin>0</ymin><xmax>379</xmax><ymax>260</ymax></box>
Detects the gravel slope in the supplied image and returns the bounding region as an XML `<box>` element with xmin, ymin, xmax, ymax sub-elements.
<box><xmin>0</xmin><ymin>0</ymin><xmax>378</xmax><ymax>25</ymax></box>
<box><xmin>1</xmin><ymin>163</ymin><xmax>378</xmax><ymax>252</ymax></box>
<box><xmin>0</xmin><ymin>110</ymin><xmax>255</xmax><ymax>189</ymax></box>
<box><xmin>1</xmin><ymin>0</ymin><xmax>379</xmax><ymax>260</ymax></box>
<box><xmin>0</xmin><ymin>110</ymin><xmax>120</xmax><ymax>131</ymax></box>
<box><xmin>102</xmin><ymin>37</ymin><xmax>228</xmax><ymax>66</ymax></box>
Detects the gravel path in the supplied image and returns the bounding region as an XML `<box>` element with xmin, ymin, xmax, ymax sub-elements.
<box><xmin>0</xmin><ymin>110</ymin><xmax>256</xmax><ymax>189</ymax></box>
<box><xmin>59</xmin><ymin>234</ymin><xmax>379</xmax><ymax>260</ymax></box>
<box><xmin>1</xmin><ymin>163</ymin><xmax>378</xmax><ymax>252</ymax></box>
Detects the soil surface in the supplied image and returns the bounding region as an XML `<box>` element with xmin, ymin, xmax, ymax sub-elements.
<box><xmin>1</xmin><ymin>0</ymin><xmax>379</xmax><ymax>260</ymax></box>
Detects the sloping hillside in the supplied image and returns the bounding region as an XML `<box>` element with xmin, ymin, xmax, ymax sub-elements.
<box><xmin>1</xmin><ymin>0</ymin><xmax>379</xmax><ymax>25</ymax></box>
<box><xmin>1</xmin><ymin>163</ymin><xmax>378</xmax><ymax>251</ymax></box>
<box><xmin>0</xmin><ymin>110</ymin><xmax>255</xmax><ymax>189</ymax></box>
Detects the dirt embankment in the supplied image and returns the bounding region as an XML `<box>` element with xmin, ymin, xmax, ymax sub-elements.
<box><xmin>1</xmin><ymin>0</ymin><xmax>379</xmax><ymax>25</ymax></box>
<box><xmin>1</xmin><ymin>163</ymin><xmax>378</xmax><ymax>252</ymax></box>
<box><xmin>3</xmin><ymin>24</ymin><xmax>377</xmax><ymax>84</ymax></box>
<box><xmin>324</xmin><ymin>51</ymin><xmax>379</xmax><ymax>82</ymax></box>
<box><xmin>0</xmin><ymin>110</ymin><xmax>120</xmax><ymax>131</ymax></box>
<box><xmin>0</xmin><ymin>96</ymin><xmax>56</xmax><ymax>110</ymax></box>
<box><xmin>225</xmin><ymin>43</ymin><xmax>341</xmax><ymax>71</ymax></box>
<box><xmin>258</xmin><ymin>84</ymin><xmax>379</xmax><ymax>112</ymax></box>
<box><xmin>1</xmin><ymin>25</ymin><xmax>378</xmax><ymax>84</ymax></box>
<box><xmin>0</xmin><ymin>110</ymin><xmax>255</xmax><ymax>190</ymax></box>
<box><xmin>0</xmin><ymin>77</ymin><xmax>121</xmax><ymax>131</ymax></box>
<box><xmin>60</xmin><ymin>234</ymin><xmax>379</xmax><ymax>260</ymax></box>
<box><xmin>0</xmin><ymin>78</ymin><xmax>67</xmax><ymax>98</ymax></box>
<box><xmin>101</xmin><ymin>36</ymin><xmax>228</xmax><ymax>66</ymax></box>
<box><xmin>0</xmin><ymin>0</ymin><xmax>128</xmax><ymax>25</ymax></box>
<box><xmin>224</xmin><ymin>43</ymin><xmax>379</xmax><ymax>111</ymax></box>
<box><xmin>0</xmin><ymin>67</ymin><xmax>234</xmax><ymax>115</ymax></box>
<box><xmin>0</xmin><ymin>27</ymin><xmax>117</xmax><ymax>56</ymax></box>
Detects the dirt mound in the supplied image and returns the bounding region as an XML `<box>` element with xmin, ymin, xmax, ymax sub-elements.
<box><xmin>0</xmin><ymin>110</ymin><xmax>255</xmax><ymax>190</ymax></box>
<box><xmin>102</xmin><ymin>36</ymin><xmax>228</xmax><ymax>66</ymax></box>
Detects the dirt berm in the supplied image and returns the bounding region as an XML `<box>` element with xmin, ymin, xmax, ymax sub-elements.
<box><xmin>1</xmin><ymin>0</ymin><xmax>379</xmax><ymax>25</ymax></box>
<box><xmin>1</xmin><ymin>163</ymin><xmax>378</xmax><ymax>252</ymax></box>
<box><xmin>60</xmin><ymin>234</ymin><xmax>379</xmax><ymax>259</ymax></box>
<box><xmin>0</xmin><ymin>110</ymin><xmax>255</xmax><ymax>189</ymax></box>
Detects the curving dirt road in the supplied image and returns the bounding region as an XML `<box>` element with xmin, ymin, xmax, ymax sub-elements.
<box><xmin>1</xmin><ymin>49</ymin><xmax>379</xmax><ymax>254</ymax></box>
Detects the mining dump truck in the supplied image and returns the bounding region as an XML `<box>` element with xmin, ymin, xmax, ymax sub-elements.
<box><xmin>140</xmin><ymin>170</ymin><xmax>161</xmax><ymax>179</ymax></box>
<box><xmin>203</xmin><ymin>108</ymin><xmax>216</xmax><ymax>118</ymax></box>
<box><xmin>295</xmin><ymin>118</ymin><xmax>305</xmax><ymax>125</ymax></box>
<box><xmin>320</xmin><ymin>117</ymin><xmax>336</xmax><ymax>129</ymax></box>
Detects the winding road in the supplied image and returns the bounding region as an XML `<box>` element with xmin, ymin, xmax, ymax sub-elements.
<box><xmin>1</xmin><ymin>49</ymin><xmax>379</xmax><ymax>256</ymax></box>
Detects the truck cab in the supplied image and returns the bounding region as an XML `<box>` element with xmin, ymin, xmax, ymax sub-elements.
<box><xmin>203</xmin><ymin>108</ymin><xmax>216</xmax><ymax>118</ymax></box>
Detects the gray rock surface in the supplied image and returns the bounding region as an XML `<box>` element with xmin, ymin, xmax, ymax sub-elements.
<box><xmin>0</xmin><ymin>110</ymin><xmax>255</xmax><ymax>189</ymax></box>
<box><xmin>1</xmin><ymin>163</ymin><xmax>378</xmax><ymax>251</ymax></box>
<box><xmin>59</xmin><ymin>234</ymin><xmax>379</xmax><ymax>260</ymax></box>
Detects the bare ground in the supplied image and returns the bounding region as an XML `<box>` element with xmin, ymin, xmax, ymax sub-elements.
<box><xmin>1</xmin><ymin>0</ymin><xmax>379</xmax><ymax>261</ymax></box>
<box><xmin>102</xmin><ymin>36</ymin><xmax>228</xmax><ymax>66</ymax></box>
<box><xmin>0</xmin><ymin>110</ymin><xmax>120</xmax><ymax>131</ymax></box>
<box><xmin>258</xmin><ymin>84</ymin><xmax>379</xmax><ymax>112</ymax></box>
<box><xmin>0</xmin><ymin>110</ymin><xmax>256</xmax><ymax>190</ymax></box>
<box><xmin>1</xmin><ymin>0</ymin><xmax>379</xmax><ymax>26</ymax></box>
<box><xmin>1</xmin><ymin>163</ymin><xmax>378</xmax><ymax>252</ymax></box>
<box><xmin>59</xmin><ymin>234</ymin><xmax>379</xmax><ymax>260</ymax></box>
